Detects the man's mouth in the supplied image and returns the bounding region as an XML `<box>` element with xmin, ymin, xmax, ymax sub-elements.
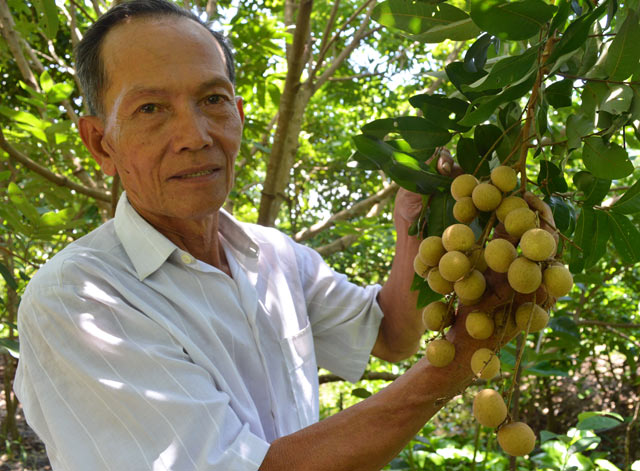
<box><xmin>177</xmin><ymin>169</ymin><xmax>217</xmax><ymax>178</ymax></box>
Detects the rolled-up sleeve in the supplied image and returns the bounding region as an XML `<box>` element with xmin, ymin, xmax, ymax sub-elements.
<box><xmin>293</xmin><ymin>243</ymin><xmax>384</xmax><ymax>383</ymax></box>
<box><xmin>14</xmin><ymin>282</ymin><xmax>270</xmax><ymax>471</ymax></box>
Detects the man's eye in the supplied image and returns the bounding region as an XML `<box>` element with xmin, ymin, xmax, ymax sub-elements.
<box><xmin>138</xmin><ymin>103</ymin><xmax>158</xmax><ymax>114</ymax></box>
<box><xmin>206</xmin><ymin>95</ymin><xmax>224</xmax><ymax>105</ymax></box>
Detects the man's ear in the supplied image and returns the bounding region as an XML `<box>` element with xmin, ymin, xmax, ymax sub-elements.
<box><xmin>235</xmin><ymin>96</ymin><xmax>245</xmax><ymax>126</ymax></box>
<box><xmin>78</xmin><ymin>116</ymin><xmax>117</xmax><ymax>176</ymax></box>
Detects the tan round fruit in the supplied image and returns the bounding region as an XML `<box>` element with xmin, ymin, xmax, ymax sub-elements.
<box><xmin>453</xmin><ymin>197</ymin><xmax>478</xmax><ymax>224</ymax></box>
<box><xmin>419</xmin><ymin>236</ymin><xmax>446</xmax><ymax>267</ymax></box>
<box><xmin>426</xmin><ymin>339</ymin><xmax>455</xmax><ymax>367</ymax></box>
<box><xmin>471</xmin><ymin>348</ymin><xmax>501</xmax><ymax>379</ymax></box>
<box><xmin>469</xmin><ymin>247</ymin><xmax>488</xmax><ymax>272</ymax></box>
<box><xmin>491</xmin><ymin>165</ymin><xmax>518</xmax><ymax>192</ymax></box>
<box><xmin>473</xmin><ymin>389</ymin><xmax>507</xmax><ymax>428</ymax></box>
<box><xmin>422</xmin><ymin>301</ymin><xmax>452</xmax><ymax>331</ymax></box>
<box><xmin>507</xmin><ymin>257</ymin><xmax>542</xmax><ymax>294</ymax></box>
<box><xmin>543</xmin><ymin>264</ymin><xmax>573</xmax><ymax>298</ymax></box>
<box><xmin>520</xmin><ymin>228</ymin><xmax>556</xmax><ymax>261</ymax></box>
<box><xmin>454</xmin><ymin>269</ymin><xmax>486</xmax><ymax>300</ymax></box>
<box><xmin>442</xmin><ymin>224</ymin><xmax>476</xmax><ymax>252</ymax></box>
<box><xmin>496</xmin><ymin>196</ymin><xmax>529</xmax><ymax>223</ymax></box>
<box><xmin>439</xmin><ymin>251</ymin><xmax>471</xmax><ymax>282</ymax></box>
<box><xmin>484</xmin><ymin>238</ymin><xmax>517</xmax><ymax>273</ymax></box>
<box><xmin>472</xmin><ymin>183</ymin><xmax>503</xmax><ymax>212</ymax></box>
<box><xmin>466</xmin><ymin>311</ymin><xmax>495</xmax><ymax>339</ymax></box>
<box><xmin>451</xmin><ymin>174</ymin><xmax>479</xmax><ymax>201</ymax></box>
<box><xmin>515</xmin><ymin>302</ymin><xmax>549</xmax><ymax>332</ymax></box>
<box><xmin>413</xmin><ymin>254</ymin><xmax>430</xmax><ymax>278</ymax></box>
<box><xmin>504</xmin><ymin>207</ymin><xmax>537</xmax><ymax>238</ymax></box>
<box><xmin>497</xmin><ymin>422</ymin><xmax>536</xmax><ymax>456</ymax></box>
<box><xmin>427</xmin><ymin>268</ymin><xmax>454</xmax><ymax>295</ymax></box>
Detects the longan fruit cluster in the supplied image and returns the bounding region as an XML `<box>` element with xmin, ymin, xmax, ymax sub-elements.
<box><xmin>413</xmin><ymin>165</ymin><xmax>575</xmax><ymax>457</ymax></box>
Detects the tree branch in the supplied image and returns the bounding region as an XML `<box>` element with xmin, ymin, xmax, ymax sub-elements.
<box><xmin>575</xmin><ymin>320</ymin><xmax>640</xmax><ymax>329</ymax></box>
<box><xmin>294</xmin><ymin>182</ymin><xmax>397</xmax><ymax>242</ymax></box>
<box><xmin>0</xmin><ymin>0</ymin><xmax>38</xmax><ymax>90</ymax></box>
<box><xmin>319</xmin><ymin>371</ymin><xmax>400</xmax><ymax>384</ymax></box>
<box><xmin>0</xmin><ymin>128</ymin><xmax>111</xmax><ymax>202</ymax></box>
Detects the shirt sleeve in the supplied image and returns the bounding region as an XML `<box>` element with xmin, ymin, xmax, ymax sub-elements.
<box><xmin>292</xmin><ymin>242</ymin><xmax>384</xmax><ymax>383</ymax></box>
<box><xmin>14</xmin><ymin>277</ymin><xmax>270</xmax><ymax>471</ymax></box>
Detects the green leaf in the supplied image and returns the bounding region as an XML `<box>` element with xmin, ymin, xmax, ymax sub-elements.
<box><xmin>566</xmin><ymin>113</ymin><xmax>594</xmax><ymax>151</ymax></box>
<box><xmin>470</xmin><ymin>0</ymin><xmax>556</xmax><ymax>40</ymax></box>
<box><xmin>39</xmin><ymin>208</ymin><xmax>73</xmax><ymax>227</ymax></box>
<box><xmin>474</xmin><ymin>124</ymin><xmax>505</xmax><ymax>163</ymax></box>
<box><xmin>545</xmin><ymin>79</ymin><xmax>574</xmax><ymax>108</ymax></box>
<box><xmin>0</xmin><ymin>262</ymin><xmax>18</xmax><ymax>291</ymax></box>
<box><xmin>0</xmin><ymin>339</ymin><xmax>19</xmax><ymax>359</ymax></box>
<box><xmin>607</xmin><ymin>212</ymin><xmax>640</xmax><ymax>264</ymax></box>
<box><xmin>426</xmin><ymin>190</ymin><xmax>456</xmax><ymax>237</ymax></box>
<box><xmin>463</xmin><ymin>46</ymin><xmax>539</xmax><ymax>93</ymax></box>
<box><xmin>546</xmin><ymin>196</ymin><xmax>573</xmax><ymax>233</ymax></box>
<box><xmin>582</xmin><ymin>137</ymin><xmax>633</xmax><ymax>180</ymax></box>
<box><xmin>569</xmin><ymin>207</ymin><xmax>594</xmax><ymax>273</ymax></box>
<box><xmin>547</xmin><ymin>2</ymin><xmax>608</xmax><ymax>64</ymax></box>
<box><xmin>549</xmin><ymin>0</ymin><xmax>570</xmax><ymax>33</ymax></box>
<box><xmin>538</xmin><ymin>160</ymin><xmax>568</xmax><ymax>196</ymax></box>
<box><xmin>584</xmin><ymin>209</ymin><xmax>610</xmax><ymax>269</ymax></box>
<box><xmin>47</xmin><ymin>82</ymin><xmax>75</xmax><ymax>103</ymax></box>
<box><xmin>577</xmin><ymin>413</ymin><xmax>623</xmax><ymax>431</ymax></box>
<box><xmin>352</xmin><ymin>135</ymin><xmax>451</xmax><ymax>194</ymax></box>
<box><xmin>464</xmin><ymin>34</ymin><xmax>493</xmax><ymax>73</ymax></box>
<box><xmin>34</xmin><ymin>0</ymin><xmax>59</xmax><ymax>40</ymax></box>
<box><xmin>40</xmin><ymin>70</ymin><xmax>54</xmax><ymax>93</ymax></box>
<box><xmin>445</xmin><ymin>62</ymin><xmax>491</xmax><ymax>101</ymax></box>
<box><xmin>362</xmin><ymin>117</ymin><xmax>451</xmax><ymax>149</ymax></box>
<box><xmin>457</xmin><ymin>137</ymin><xmax>489</xmax><ymax>177</ymax></box>
<box><xmin>351</xmin><ymin>388</ymin><xmax>372</xmax><ymax>399</ymax></box>
<box><xmin>582</xmin><ymin>177</ymin><xmax>611</xmax><ymax>206</ymax></box>
<box><xmin>611</xmin><ymin>179</ymin><xmax>640</xmax><ymax>214</ymax></box>
<box><xmin>600</xmin><ymin>85</ymin><xmax>633</xmax><ymax>114</ymax></box>
<box><xmin>459</xmin><ymin>71</ymin><xmax>536</xmax><ymax>126</ymax></box>
<box><xmin>0</xmin><ymin>105</ymin><xmax>48</xmax><ymax>129</ymax></box>
<box><xmin>604</xmin><ymin>10</ymin><xmax>640</xmax><ymax>81</ymax></box>
<box><xmin>408</xmin><ymin>94</ymin><xmax>470</xmax><ymax>132</ymax></box>
<box><xmin>418</xmin><ymin>281</ymin><xmax>443</xmax><ymax>308</ymax></box>
<box><xmin>373</xmin><ymin>0</ymin><xmax>480</xmax><ymax>42</ymax></box>
<box><xmin>7</xmin><ymin>182</ymin><xmax>40</xmax><ymax>223</ymax></box>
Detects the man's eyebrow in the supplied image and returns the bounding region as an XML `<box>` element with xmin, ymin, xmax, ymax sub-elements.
<box><xmin>122</xmin><ymin>77</ymin><xmax>233</xmax><ymax>103</ymax></box>
<box><xmin>196</xmin><ymin>77</ymin><xmax>234</xmax><ymax>94</ymax></box>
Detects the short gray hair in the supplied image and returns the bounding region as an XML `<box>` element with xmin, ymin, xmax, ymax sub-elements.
<box><xmin>75</xmin><ymin>0</ymin><xmax>235</xmax><ymax>116</ymax></box>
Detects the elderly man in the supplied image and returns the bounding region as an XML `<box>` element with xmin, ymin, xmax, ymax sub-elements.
<box><xmin>14</xmin><ymin>1</ymin><xmax>530</xmax><ymax>470</ymax></box>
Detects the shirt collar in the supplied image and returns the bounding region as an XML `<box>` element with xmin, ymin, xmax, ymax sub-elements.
<box><xmin>114</xmin><ymin>192</ymin><xmax>259</xmax><ymax>280</ymax></box>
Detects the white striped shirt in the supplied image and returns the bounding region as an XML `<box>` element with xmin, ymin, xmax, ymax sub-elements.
<box><xmin>14</xmin><ymin>193</ymin><xmax>383</xmax><ymax>470</ymax></box>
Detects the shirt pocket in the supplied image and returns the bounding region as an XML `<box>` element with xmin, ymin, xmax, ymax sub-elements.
<box><xmin>279</xmin><ymin>320</ymin><xmax>319</xmax><ymax>429</ymax></box>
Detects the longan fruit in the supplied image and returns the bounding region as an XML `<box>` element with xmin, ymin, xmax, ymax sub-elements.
<box><xmin>454</xmin><ymin>269</ymin><xmax>486</xmax><ymax>300</ymax></box>
<box><xmin>484</xmin><ymin>238</ymin><xmax>517</xmax><ymax>273</ymax></box>
<box><xmin>413</xmin><ymin>254</ymin><xmax>430</xmax><ymax>278</ymax></box>
<box><xmin>469</xmin><ymin>247</ymin><xmax>488</xmax><ymax>272</ymax></box>
<box><xmin>426</xmin><ymin>339</ymin><xmax>455</xmax><ymax>367</ymax></box>
<box><xmin>439</xmin><ymin>251</ymin><xmax>471</xmax><ymax>282</ymax></box>
<box><xmin>520</xmin><ymin>228</ymin><xmax>556</xmax><ymax>261</ymax></box>
<box><xmin>419</xmin><ymin>236</ymin><xmax>446</xmax><ymax>267</ymax></box>
<box><xmin>427</xmin><ymin>267</ymin><xmax>454</xmax><ymax>295</ymax></box>
<box><xmin>451</xmin><ymin>174</ymin><xmax>479</xmax><ymax>201</ymax></box>
<box><xmin>472</xmin><ymin>183</ymin><xmax>503</xmax><ymax>212</ymax></box>
<box><xmin>515</xmin><ymin>302</ymin><xmax>549</xmax><ymax>333</ymax></box>
<box><xmin>466</xmin><ymin>311</ymin><xmax>495</xmax><ymax>340</ymax></box>
<box><xmin>497</xmin><ymin>422</ymin><xmax>536</xmax><ymax>456</ymax></box>
<box><xmin>491</xmin><ymin>165</ymin><xmax>518</xmax><ymax>192</ymax></box>
<box><xmin>543</xmin><ymin>264</ymin><xmax>573</xmax><ymax>298</ymax></box>
<box><xmin>473</xmin><ymin>389</ymin><xmax>507</xmax><ymax>428</ymax></box>
<box><xmin>507</xmin><ymin>257</ymin><xmax>542</xmax><ymax>294</ymax></box>
<box><xmin>442</xmin><ymin>224</ymin><xmax>476</xmax><ymax>252</ymax></box>
<box><xmin>471</xmin><ymin>348</ymin><xmax>501</xmax><ymax>379</ymax></box>
<box><xmin>504</xmin><ymin>207</ymin><xmax>537</xmax><ymax>238</ymax></box>
<box><xmin>422</xmin><ymin>301</ymin><xmax>453</xmax><ymax>331</ymax></box>
<box><xmin>453</xmin><ymin>197</ymin><xmax>478</xmax><ymax>224</ymax></box>
<box><xmin>496</xmin><ymin>196</ymin><xmax>529</xmax><ymax>223</ymax></box>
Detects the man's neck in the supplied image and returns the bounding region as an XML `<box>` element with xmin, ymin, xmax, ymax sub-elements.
<box><xmin>134</xmin><ymin>207</ymin><xmax>232</xmax><ymax>277</ymax></box>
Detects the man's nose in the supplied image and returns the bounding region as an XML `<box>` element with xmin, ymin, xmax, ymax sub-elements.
<box><xmin>172</xmin><ymin>104</ymin><xmax>214</xmax><ymax>153</ymax></box>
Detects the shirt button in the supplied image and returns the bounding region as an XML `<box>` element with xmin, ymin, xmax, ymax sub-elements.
<box><xmin>180</xmin><ymin>253</ymin><xmax>194</xmax><ymax>264</ymax></box>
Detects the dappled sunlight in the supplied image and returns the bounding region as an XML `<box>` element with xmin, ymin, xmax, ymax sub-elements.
<box><xmin>78</xmin><ymin>313</ymin><xmax>123</xmax><ymax>346</ymax></box>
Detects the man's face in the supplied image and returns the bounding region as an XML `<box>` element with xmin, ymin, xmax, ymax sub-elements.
<box><xmin>86</xmin><ymin>16</ymin><xmax>244</xmax><ymax>224</ymax></box>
